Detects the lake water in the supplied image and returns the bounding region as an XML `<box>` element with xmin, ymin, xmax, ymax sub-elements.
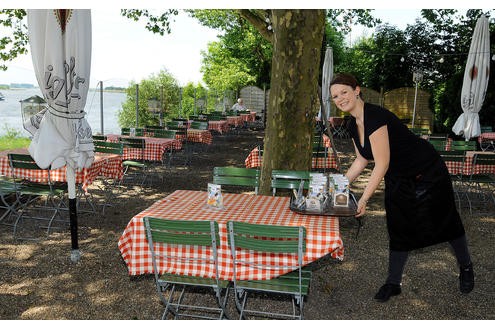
<box><xmin>0</xmin><ymin>88</ymin><xmax>125</xmax><ymax>137</ymax></box>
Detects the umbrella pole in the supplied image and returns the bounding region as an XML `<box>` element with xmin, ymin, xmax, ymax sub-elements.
<box><xmin>67</xmin><ymin>166</ymin><xmax>80</xmax><ymax>263</ymax></box>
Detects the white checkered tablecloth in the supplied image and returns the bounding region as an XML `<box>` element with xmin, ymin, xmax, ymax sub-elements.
<box><xmin>208</xmin><ymin>120</ymin><xmax>230</xmax><ymax>134</ymax></box>
<box><xmin>106</xmin><ymin>134</ymin><xmax>181</xmax><ymax>161</ymax></box>
<box><xmin>118</xmin><ymin>190</ymin><xmax>344</xmax><ymax>280</ymax></box>
<box><xmin>244</xmin><ymin>147</ymin><xmax>338</xmax><ymax>171</ymax></box>
<box><xmin>444</xmin><ymin>151</ymin><xmax>495</xmax><ymax>175</ymax></box>
<box><xmin>0</xmin><ymin>152</ymin><xmax>123</xmax><ymax>191</ymax></box>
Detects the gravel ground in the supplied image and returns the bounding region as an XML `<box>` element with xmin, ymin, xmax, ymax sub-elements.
<box><xmin>0</xmin><ymin>127</ymin><xmax>494</xmax><ymax>320</ymax></box>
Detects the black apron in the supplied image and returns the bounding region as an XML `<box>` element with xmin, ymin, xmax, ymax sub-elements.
<box><xmin>384</xmin><ymin>156</ymin><xmax>465</xmax><ymax>251</ymax></box>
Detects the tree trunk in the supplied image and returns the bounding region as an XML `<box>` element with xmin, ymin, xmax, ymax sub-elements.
<box><xmin>259</xmin><ymin>10</ymin><xmax>325</xmax><ymax>195</ymax></box>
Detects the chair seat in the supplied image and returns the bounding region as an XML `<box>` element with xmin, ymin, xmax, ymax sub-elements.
<box><xmin>159</xmin><ymin>273</ymin><xmax>230</xmax><ymax>289</ymax></box>
<box><xmin>236</xmin><ymin>269</ymin><xmax>312</xmax><ymax>295</ymax></box>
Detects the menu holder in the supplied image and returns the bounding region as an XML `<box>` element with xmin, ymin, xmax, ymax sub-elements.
<box><xmin>289</xmin><ymin>192</ymin><xmax>358</xmax><ymax>217</ymax></box>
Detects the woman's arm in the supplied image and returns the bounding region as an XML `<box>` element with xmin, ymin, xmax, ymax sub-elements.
<box><xmin>356</xmin><ymin>125</ymin><xmax>390</xmax><ymax>217</ymax></box>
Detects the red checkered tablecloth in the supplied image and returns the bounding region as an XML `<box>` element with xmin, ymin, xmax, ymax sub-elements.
<box><xmin>118</xmin><ymin>190</ymin><xmax>344</xmax><ymax>280</ymax></box>
<box><xmin>208</xmin><ymin>120</ymin><xmax>230</xmax><ymax>134</ymax></box>
<box><xmin>478</xmin><ymin>132</ymin><xmax>495</xmax><ymax>144</ymax></box>
<box><xmin>240</xmin><ymin>112</ymin><xmax>256</xmax><ymax>122</ymax></box>
<box><xmin>245</xmin><ymin>147</ymin><xmax>338</xmax><ymax>171</ymax></box>
<box><xmin>444</xmin><ymin>151</ymin><xmax>495</xmax><ymax>175</ymax></box>
<box><xmin>0</xmin><ymin>152</ymin><xmax>123</xmax><ymax>191</ymax></box>
<box><xmin>226</xmin><ymin>116</ymin><xmax>244</xmax><ymax>127</ymax></box>
<box><xmin>106</xmin><ymin>134</ymin><xmax>181</xmax><ymax>161</ymax></box>
<box><xmin>187</xmin><ymin>129</ymin><xmax>213</xmax><ymax>144</ymax></box>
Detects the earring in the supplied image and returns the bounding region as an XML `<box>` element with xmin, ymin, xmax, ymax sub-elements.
<box><xmin>356</xmin><ymin>94</ymin><xmax>359</xmax><ymax>99</ymax></box>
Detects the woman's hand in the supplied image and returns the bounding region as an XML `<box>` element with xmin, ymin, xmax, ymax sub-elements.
<box><xmin>356</xmin><ymin>197</ymin><xmax>368</xmax><ymax>217</ymax></box>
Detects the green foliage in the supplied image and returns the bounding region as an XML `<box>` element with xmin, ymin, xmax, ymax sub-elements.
<box><xmin>0</xmin><ymin>125</ymin><xmax>30</xmax><ymax>150</ymax></box>
<box><xmin>118</xmin><ymin>69</ymin><xmax>181</xmax><ymax>127</ymax></box>
<box><xmin>0</xmin><ymin>9</ymin><xmax>29</xmax><ymax>70</ymax></box>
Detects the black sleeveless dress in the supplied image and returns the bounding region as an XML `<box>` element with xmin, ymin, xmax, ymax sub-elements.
<box><xmin>348</xmin><ymin>103</ymin><xmax>465</xmax><ymax>251</ymax></box>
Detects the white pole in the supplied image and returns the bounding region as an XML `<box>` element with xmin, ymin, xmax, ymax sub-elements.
<box><xmin>99</xmin><ymin>81</ymin><xmax>104</xmax><ymax>134</ymax></box>
<box><xmin>412</xmin><ymin>81</ymin><xmax>418</xmax><ymax>128</ymax></box>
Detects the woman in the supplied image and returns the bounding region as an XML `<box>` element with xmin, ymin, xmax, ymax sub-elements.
<box><xmin>329</xmin><ymin>73</ymin><xmax>474</xmax><ymax>302</ymax></box>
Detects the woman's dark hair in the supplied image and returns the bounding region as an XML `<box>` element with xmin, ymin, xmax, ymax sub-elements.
<box><xmin>330</xmin><ymin>73</ymin><xmax>360</xmax><ymax>89</ymax></box>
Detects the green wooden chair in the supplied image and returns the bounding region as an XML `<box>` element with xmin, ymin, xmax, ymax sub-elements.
<box><xmin>227</xmin><ymin>221</ymin><xmax>311</xmax><ymax>320</ymax></box>
<box><xmin>0</xmin><ymin>177</ymin><xmax>19</xmax><ymax>226</ymax></box>
<box><xmin>190</xmin><ymin>121</ymin><xmax>208</xmax><ymax>130</ymax></box>
<box><xmin>438</xmin><ymin>150</ymin><xmax>469</xmax><ymax>213</ymax></box>
<box><xmin>7</xmin><ymin>153</ymin><xmax>67</xmax><ymax>240</ymax></box>
<box><xmin>467</xmin><ymin>153</ymin><xmax>495</xmax><ymax>213</ymax></box>
<box><xmin>429</xmin><ymin>138</ymin><xmax>447</xmax><ymax>151</ymax></box>
<box><xmin>143</xmin><ymin>217</ymin><xmax>230</xmax><ymax>320</ymax></box>
<box><xmin>92</xmin><ymin>134</ymin><xmax>106</xmax><ymax>141</ymax></box>
<box><xmin>119</xmin><ymin>137</ymin><xmax>150</xmax><ymax>187</ymax></box>
<box><xmin>93</xmin><ymin>141</ymin><xmax>124</xmax><ymax>213</ymax></box>
<box><xmin>212</xmin><ymin>166</ymin><xmax>260</xmax><ymax>194</ymax></box>
<box><xmin>271</xmin><ymin>169</ymin><xmax>311</xmax><ymax>196</ymax></box>
<box><xmin>451</xmin><ymin>140</ymin><xmax>477</xmax><ymax>151</ymax></box>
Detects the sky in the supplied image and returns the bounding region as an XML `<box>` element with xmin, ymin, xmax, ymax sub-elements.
<box><xmin>0</xmin><ymin>1</ymin><xmax>490</xmax><ymax>88</ymax></box>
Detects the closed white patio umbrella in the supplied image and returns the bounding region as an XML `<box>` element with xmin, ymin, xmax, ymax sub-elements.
<box><xmin>26</xmin><ymin>9</ymin><xmax>94</xmax><ymax>262</ymax></box>
<box><xmin>452</xmin><ymin>15</ymin><xmax>490</xmax><ymax>141</ymax></box>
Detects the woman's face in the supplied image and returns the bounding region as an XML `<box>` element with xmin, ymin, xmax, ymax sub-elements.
<box><xmin>330</xmin><ymin>84</ymin><xmax>360</xmax><ymax>113</ymax></box>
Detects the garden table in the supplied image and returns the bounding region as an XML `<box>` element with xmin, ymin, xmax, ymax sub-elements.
<box><xmin>118</xmin><ymin>189</ymin><xmax>344</xmax><ymax>280</ymax></box>
<box><xmin>244</xmin><ymin>147</ymin><xmax>338</xmax><ymax>171</ymax></box>
<box><xmin>106</xmin><ymin>134</ymin><xmax>181</xmax><ymax>162</ymax></box>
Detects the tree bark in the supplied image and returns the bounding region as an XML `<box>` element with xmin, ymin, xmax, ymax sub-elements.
<box><xmin>258</xmin><ymin>10</ymin><xmax>325</xmax><ymax>195</ymax></box>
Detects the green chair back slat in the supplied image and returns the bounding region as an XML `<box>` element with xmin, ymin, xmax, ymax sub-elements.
<box><xmin>8</xmin><ymin>153</ymin><xmax>44</xmax><ymax>170</ymax></box>
<box><xmin>145</xmin><ymin>217</ymin><xmax>220</xmax><ymax>247</ymax></box>
<box><xmin>451</xmin><ymin>140</ymin><xmax>477</xmax><ymax>151</ymax></box>
<box><xmin>271</xmin><ymin>170</ymin><xmax>311</xmax><ymax>195</ymax></box>
<box><xmin>190</xmin><ymin>121</ymin><xmax>208</xmax><ymax>130</ymax></box>
<box><xmin>213</xmin><ymin>167</ymin><xmax>259</xmax><ymax>191</ymax></box>
<box><xmin>438</xmin><ymin>150</ymin><xmax>466</xmax><ymax>163</ymax></box>
<box><xmin>228</xmin><ymin>221</ymin><xmax>306</xmax><ymax>253</ymax></box>
<box><xmin>92</xmin><ymin>135</ymin><xmax>106</xmax><ymax>141</ymax></box>
<box><xmin>473</xmin><ymin>153</ymin><xmax>495</xmax><ymax>166</ymax></box>
<box><xmin>429</xmin><ymin>139</ymin><xmax>447</xmax><ymax>151</ymax></box>
<box><xmin>94</xmin><ymin>140</ymin><xmax>124</xmax><ymax>155</ymax></box>
<box><xmin>480</xmin><ymin>126</ymin><xmax>493</xmax><ymax>133</ymax></box>
<box><xmin>153</xmin><ymin>129</ymin><xmax>177</xmax><ymax>139</ymax></box>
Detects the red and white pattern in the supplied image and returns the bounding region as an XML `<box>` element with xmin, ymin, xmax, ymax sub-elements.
<box><xmin>0</xmin><ymin>152</ymin><xmax>123</xmax><ymax>191</ymax></box>
<box><xmin>208</xmin><ymin>120</ymin><xmax>230</xmax><ymax>134</ymax></box>
<box><xmin>240</xmin><ymin>112</ymin><xmax>256</xmax><ymax>122</ymax></box>
<box><xmin>226</xmin><ymin>116</ymin><xmax>244</xmax><ymax>127</ymax></box>
<box><xmin>106</xmin><ymin>134</ymin><xmax>181</xmax><ymax>162</ymax></box>
<box><xmin>118</xmin><ymin>190</ymin><xmax>344</xmax><ymax>280</ymax></box>
<box><xmin>444</xmin><ymin>151</ymin><xmax>495</xmax><ymax>175</ymax></box>
<box><xmin>187</xmin><ymin>129</ymin><xmax>213</xmax><ymax>144</ymax></box>
<box><xmin>478</xmin><ymin>132</ymin><xmax>495</xmax><ymax>144</ymax></box>
<box><xmin>245</xmin><ymin>147</ymin><xmax>338</xmax><ymax>171</ymax></box>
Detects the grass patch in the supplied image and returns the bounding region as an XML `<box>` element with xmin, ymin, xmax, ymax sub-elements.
<box><xmin>0</xmin><ymin>125</ymin><xmax>30</xmax><ymax>151</ymax></box>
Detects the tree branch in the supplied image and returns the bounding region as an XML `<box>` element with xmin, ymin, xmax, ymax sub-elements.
<box><xmin>236</xmin><ymin>9</ymin><xmax>273</xmax><ymax>43</ymax></box>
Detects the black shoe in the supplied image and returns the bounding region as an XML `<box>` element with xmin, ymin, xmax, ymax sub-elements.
<box><xmin>374</xmin><ymin>283</ymin><xmax>401</xmax><ymax>302</ymax></box>
<box><xmin>459</xmin><ymin>263</ymin><xmax>474</xmax><ymax>294</ymax></box>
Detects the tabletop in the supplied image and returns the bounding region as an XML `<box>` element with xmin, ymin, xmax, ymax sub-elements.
<box><xmin>478</xmin><ymin>132</ymin><xmax>495</xmax><ymax>142</ymax></box>
<box><xmin>239</xmin><ymin>112</ymin><xmax>257</xmax><ymax>122</ymax></box>
<box><xmin>106</xmin><ymin>134</ymin><xmax>182</xmax><ymax>162</ymax></box>
<box><xmin>186</xmin><ymin>129</ymin><xmax>213</xmax><ymax>144</ymax></box>
<box><xmin>0</xmin><ymin>151</ymin><xmax>123</xmax><ymax>191</ymax></box>
<box><xmin>208</xmin><ymin>120</ymin><xmax>230</xmax><ymax>134</ymax></box>
<box><xmin>226</xmin><ymin>116</ymin><xmax>244</xmax><ymax>127</ymax></box>
<box><xmin>245</xmin><ymin>147</ymin><xmax>338</xmax><ymax>171</ymax></box>
<box><xmin>118</xmin><ymin>190</ymin><xmax>344</xmax><ymax>280</ymax></box>
<box><xmin>444</xmin><ymin>151</ymin><xmax>495</xmax><ymax>175</ymax></box>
